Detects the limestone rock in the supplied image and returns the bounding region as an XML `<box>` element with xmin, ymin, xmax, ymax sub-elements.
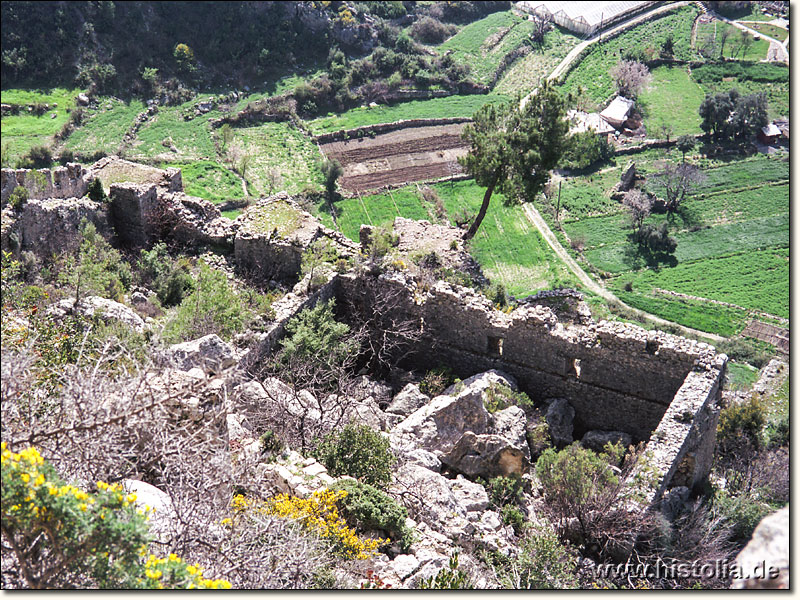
<box><xmin>448</xmin><ymin>475</ymin><xmax>489</xmax><ymax>512</ymax></box>
<box><xmin>732</xmin><ymin>505</ymin><xmax>789</xmax><ymax>589</ymax></box>
<box><xmin>168</xmin><ymin>334</ymin><xmax>237</xmax><ymax>373</ymax></box>
<box><xmin>392</xmin><ymin>463</ymin><xmax>466</xmax><ymax>528</ymax></box>
<box><xmin>122</xmin><ymin>480</ymin><xmax>178</xmax><ymax>543</ymax></box>
<box><xmin>352</xmin><ymin>375</ymin><xmax>393</xmax><ymax>406</ymax></box>
<box><xmin>581</xmin><ymin>430</ymin><xmax>633</xmax><ymax>453</ymax></box>
<box><xmin>50</xmin><ymin>296</ymin><xmax>147</xmax><ymax>333</ymax></box>
<box><xmin>545</xmin><ymin>398</ymin><xmax>575</xmax><ymax>447</ymax></box>
<box><xmin>491</xmin><ymin>405</ymin><xmax>531</xmax><ymax>461</ymax></box>
<box><xmin>440</xmin><ymin>431</ymin><xmax>530</xmax><ymax>479</ymax></box>
<box><xmin>443</xmin><ymin>369</ymin><xmax>518</xmax><ymax>396</ymax></box>
<box><xmin>387</xmin><ymin>383</ymin><xmax>430</xmax><ymax>416</ymax></box>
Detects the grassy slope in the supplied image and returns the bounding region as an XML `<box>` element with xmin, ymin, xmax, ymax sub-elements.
<box><xmin>64</xmin><ymin>98</ymin><xmax>145</xmax><ymax>157</ymax></box>
<box><xmin>128</xmin><ymin>101</ymin><xmax>222</xmax><ymax>161</ymax></box>
<box><xmin>1</xmin><ymin>88</ymin><xmax>81</xmax><ymax>165</ymax></box>
<box><xmin>163</xmin><ymin>160</ymin><xmax>244</xmax><ymax>203</ymax></box>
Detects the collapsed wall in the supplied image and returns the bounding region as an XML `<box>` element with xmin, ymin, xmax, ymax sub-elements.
<box><xmin>332</xmin><ymin>271</ymin><xmax>725</xmax><ymax>501</ymax></box>
<box><xmin>1</xmin><ymin>163</ymin><xmax>92</xmax><ymax>204</ymax></box>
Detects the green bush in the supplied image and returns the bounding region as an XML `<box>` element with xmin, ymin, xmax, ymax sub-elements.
<box><xmin>311</xmin><ymin>424</ymin><xmax>395</xmax><ymax>490</ymax></box>
<box><xmin>86</xmin><ymin>177</ymin><xmax>109</xmax><ymax>203</ymax></box>
<box><xmin>717</xmin><ymin>396</ymin><xmax>765</xmax><ymax>456</ymax></box>
<box><xmin>483</xmin><ymin>383</ymin><xmax>533</xmax><ymax>413</ymax></box>
<box><xmin>162</xmin><ymin>262</ymin><xmax>250</xmax><ymax>343</ymax></box>
<box><xmin>499</xmin><ymin>504</ymin><xmax>526</xmax><ymax>536</ymax></box>
<box><xmin>485</xmin><ymin>525</ymin><xmax>577</xmax><ymax>589</ymax></box>
<box><xmin>562</xmin><ymin>131</ymin><xmax>614</xmax><ymax>170</ymax></box>
<box><xmin>1</xmin><ymin>444</ymin><xmax>230</xmax><ymax>589</ymax></box>
<box><xmin>418</xmin><ymin>366</ymin><xmax>455</xmax><ymax>397</ymax></box>
<box><xmin>19</xmin><ymin>145</ymin><xmax>53</xmax><ymax>169</ymax></box>
<box><xmin>713</xmin><ymin>489</ymin><xmax>771</xmax><ymax>545</ymax></box>
<box><xmin>764</xmin><ymin>414</ymin><xmax>788</xmax><ymax>449</ymax></box>
<box><xmin>483</xmin><ymin>474</ymin><xmax>523</xmax><ymax>508</ymax></box>
<box><xmin>331</xmin><ymin>479</ymin><xmax>414</xmax><ymax>552</ymax></box>
<box><xmin>9</xmin><ymin>185</ymin><xmax>28</xmax><ymax>211</ymax></box>
<box><xmin>136</xmin><ymin>243</ymin><xmax>194</xmax><ymax>307</ymax></box>
<box><xmin>717</xmin><ymin>338</ymin><xmax>775</xmax><ymax>369</ymax></box>
<box><xmin>58</xmin><ymin>221</ymin><xmax>132</xmax><ymax>303</ymax></box>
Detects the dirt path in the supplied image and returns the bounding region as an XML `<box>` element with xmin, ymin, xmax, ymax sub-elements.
<box><xmin>711</xmin><ymin>10</ymin><xmax>790</xmax><ymax>63</ymax></box>
<box><xmin>521</xmin><ymin>202</ymin><xmax>725</xmax><ymax>343</ymax></box>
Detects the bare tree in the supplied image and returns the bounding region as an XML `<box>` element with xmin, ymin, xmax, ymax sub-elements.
<box><xmin>530</xmin><ymin>13</ymin><xmax>554</xmax><ymax>47</ymax></box>
<box><xmin>649</xmin><ymin>162</ymin><xmax>707</xmax><ymax>213</ymax></box>
<box><xmin>266</xmin><ymin>167</ymin><xmax>283</xmax><ymax>196</ymax></box>
<box><xmin>718</xmin><ymin>26</ymin><xmax>733</xmax><ymax>58</ymax></box>
<box><xmin>609</xmin><ymin>60</ymin><xmax>652</xmax><ymax>99</ymax></box>
<box><xmin>623</xmin><ymin>189</ymin><xmax>653</xmax><ymax>237</ymax></box>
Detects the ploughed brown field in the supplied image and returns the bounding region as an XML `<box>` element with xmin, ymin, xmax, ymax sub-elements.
<box><xmin>319</xmin><ymin>123</ymin><xmax>469</xmax><ymax>193</ymax></box>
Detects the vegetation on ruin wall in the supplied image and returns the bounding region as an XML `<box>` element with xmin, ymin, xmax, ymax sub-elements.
<box><xmin>307</xmin><ymin>94</ymin><xmax>508</xmax><ymax>135</ymax></box>
<box><xmin>559</xmin><ymin>5</ymin><xmax>698</xmax><ymax>105</ymax></box>
<box><xmin>0</xmin><ymin>88</ymin><xmax>81</xmax><ymax>165</ymax></box>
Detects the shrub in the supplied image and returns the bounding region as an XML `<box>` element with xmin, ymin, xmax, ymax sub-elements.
<box><xmin>234</xmin><ymin>490</ymin><xmax>385</xmax><ymax>560</ymax></box>
<box><xmin>716</xmin><ymin>338</ymin><xmax>774</xmax><ymax>369</ymax></box>
<box><xmin>86</xmin><ymin>177</ymin><xmax>109</xmax><ymax>203</ymax></box>
<box><xmin>487</xmin><ymin>282</ymin><xmax>508</xmax><ymax>308</ymax></box>
<box><xmin>484</xmin><ymin>474</ymin><xmax>523</xmax><ymax>508</ymax></box>
<box><xmin>311</xmin><ymin>424</ymin><xmax>395</xmax><ymax>490</ymax></box>
<box><xmin>418</xmin><ymin>366</ymin><xmax>454</xmax><ymax>396</ymax></box>
<box><xmin>57</xmin><ymin>221</ymin><xmax>132</xmax><ymax>303</ymax></box>
<box><xmin>562</xmin><ymin>131</ymin><xmax>614</xmax><ymax>170</ymax></box>
<box><xmin>500</xmin><ymin>505</ymin><xmax>526</xmax><ymax>536</ymax></box>
<box><xmin>137</xmin><ymin>243</ymin><xmax>194</xmax><ymax>307</ymax></box>
<box><xmin>58</xmin><ymin>149</ymin><xmax>75</xmax><ymax>165</ymax></box>
<box><xmin>717</xmin><ymin>396</ymin><xmax>765</xmax><ymax>456</ymax></box>
<box><xmin>712</xmin><ymin>489</ymin><xmax>771</xmax><ymax>545</ymax></box>
<box><xmin>161</xmin><ymin>262</ymin><xmax>250</xmax><ymax>343</ymax></box>
<box><xmin>485</xmin><ymin>525</ymin><xmax>578</xmax><ymax>589</ymax></box>
<box><xmin>1</xmin><ymin>443</ymin><xmax>231</xmax><ymax>589</ymax></box>
<box><xmin>410</xmin><ymin>17</ymin><xmax>456</xmax><ymax>45</ymax></box>
<box><xmin>20</xmin><ymin>145</ymin><xmax>53</xmax><ymax>169</ymax></box>
<box><xmin>417</xmin><ymin>552</ymin><xmax>474</xmax><ymax>589</ymax></box>
<box><xmin>331</xmin><ymin>479</ymin><xmax>414</xmax><ymax>552</ymax></box>
<box><xmin>483</xmin><ymin>383</ymin><xmax>533</xmax><ymax>413</ymax></box>
<box><xmin>9</xmin><ymin>185</ymin><xmax>28</xmax><ymax>211</ymax></box>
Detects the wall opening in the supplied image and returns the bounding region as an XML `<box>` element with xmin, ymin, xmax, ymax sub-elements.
<box><xmin>487</xmin><ymin>336</ymin><xmax>504</xmax><ymax>357</ymax></box>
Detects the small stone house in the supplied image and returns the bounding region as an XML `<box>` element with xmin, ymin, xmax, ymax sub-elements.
<box><xmin>600</xmin><ymin>95</ymin><xmax>635</xmax><ymax>129</ymax></box>
<box><xmin>758</xmin><ymin>122</ymin><xmax>781</xmax><ymax>145</ymax></box>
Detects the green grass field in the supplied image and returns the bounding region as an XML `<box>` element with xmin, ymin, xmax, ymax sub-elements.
<box><xmin>0</xmin><ymin>88</ymin><xmax>82</xmax><ymax>165</ymax></box>
<box><xmin>560</xmin><ymin>5</ymin><xmax>698</xmax><ymax>105</ymax></box>
<box><xmin>64</xmin><ymin>98</ymin><xmax>145</xmax><ymax>157</ymax></box>
<box><xmin>742</xmin><ymin>21</ymin><xmax>789</xmax><ymax>42</ymax></box>
<box><xmin>494</xmin><ymin>27</ymin><xmax>580</xmax><ymax>96</ymax></box>
<box><xmin>231</xmin><ymin>121</ymin><xmax>324</xmax><ymax>196</ymax></box>
<box><xmin>163</xmin><ymin>160</ymin><xmax>244</xmax><ymax>203</ymax></box>
<box><xmin>725</xmin><ymin>362</ymin><xmax>760</xmax><ymax>391</ymax></box>
<box><xmin>319</xmin><ymin>180</ymin><xmax>577</xmax><ymax>296</ymax></box>
<box><xmin>639</xmin><ymin>66</ymin><xmax>705</xmax><ymax>136</ymax></box>
<box><xmin>438</xmin><ymin>11</ymin><xmax>537</xmax><ymax>85</ymax></box>
<box><xmin>695</xmin><ymin>21</ymin><xmax>770</xmax><ymax>61</ymax></box>
<box><xmin>128</xmin><ymin>101</ymin><xmax>222</xmax><ymax>162</ymax></box>
<box><xmin>306</xmin><ymin>94</ymin><xmax>507</xmax><ymax>134</ymax></box>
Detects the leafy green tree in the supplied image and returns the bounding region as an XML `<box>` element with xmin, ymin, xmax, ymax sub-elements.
<box><xmin>676</xmin><ymin>135</ymin><xmax>696</xmax><ymax>163</ymax></box>
<box><xmin>86</xmin><ymin>177</ymin><xmax>108</xmax><ymax>203</ymax></box>
<box><xmin>459</xmin><ymin>81</ymin><xmax>568</xmax><ymax>240</ymax></box>
<box><xmin>319</xmin><ymin>158</ymin><xmax>343</xmax><ymax>202</ymax></box>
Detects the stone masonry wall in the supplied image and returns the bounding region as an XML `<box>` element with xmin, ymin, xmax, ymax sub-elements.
<box><xmin>109</xmin><ymin>183</ymin><xmax>160</xmax><ymax>249</ymax></box>
<box><xmin>1</xmin><ymin>164</ymin><xmax>92</xmax><ymax>204</ymax></box>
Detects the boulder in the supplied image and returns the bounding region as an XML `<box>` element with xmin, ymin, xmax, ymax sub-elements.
<box><xmin>352</xmin><ymin>375</ymin><xmax>393</xmax><ymax>406</ymax></box>
<box><xmin>491</xmin><ymin>405</ymin><xmax>531</xmax><ymax>461</ymax></box>
<box><xmin>545</xmin><ymin>398</ymin><xmax>575</xmax><ymax>447</ymax></box>
<box><xmin>122</xmin><ymin>479</ymin><xmax>178</xmax><ymax>543</ymax></box>
<box><xmin>732</xmin><ymin>505</ymin><xmax>789</xmax><ymax>589</ymax></box>
<box><xmin>167</xmin><ymin>334</ymin><xmax>237</xmax><ymax>373</ymax></box>
<box><xmin>440</xmin><ymin>432</ymin><xmax>530</xmax><ymax>479</ymax></box>
<box><xmin>581</xmin><ymin>430</ymin><xmax>633</xmax><ymax>453</ymax></box>
<box><xmin>49</xmin><ymin>296</ymin><xmax>147</xmax><ymax>333</ymax></box>
<box><xmin>443</xmin><ymin>369</ymin><xmax>518</xmax><ymax>396</ymax></box>
<box><xmin>392</xmin><ymin>463</ymin><xmax>466</xmax><ymax>528</ymax></box>
<box><xmin>448</xmin><ymin>475</ymin><xmax>489</xmax><ymax>512</ymax></box>
<box><xmin>386</xmin><ymin>383</ymin><xmax>430</xmax><ymax>416</ymax></box>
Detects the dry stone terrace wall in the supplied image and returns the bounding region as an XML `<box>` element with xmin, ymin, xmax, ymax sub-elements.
<box><xmin>330</xmin><ymin>272</ymin><xmax>724</xmax><ymax>498</ymax></box>
<box><xmin>1</xmin><ymin>163</ymin><xmax>92</xmax><ymax>204</ymax></box>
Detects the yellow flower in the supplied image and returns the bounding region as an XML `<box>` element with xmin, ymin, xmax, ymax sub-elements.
<box><xmin>79</xmin><ymin>503</ymin><xmax>88</xmax><ymax>512</ymax></box>
<box><xmin>20</xmin><ymin>473</ymin><xmax>30</xmax><ymax>483</ymax></box>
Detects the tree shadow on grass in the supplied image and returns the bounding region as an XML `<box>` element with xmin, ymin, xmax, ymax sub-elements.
<box><xmin>622</xmin><ymin>235</ymin><xmax>679</xmax><ymax>271</ymax></box>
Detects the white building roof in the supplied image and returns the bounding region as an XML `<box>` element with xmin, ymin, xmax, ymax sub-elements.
<box><xmin>567</xmin><ymin>109</ymin><xmax>616</xmax><ymax>135</ymax></box>
<box><xmin>518</xmin><ymin>1</ymin><xmax>650</xmax><ymax>28</ymax></box>
<box><xmin>600</xmin><ymin>96</ymin><xmax>635</xmax><ymax>125</ymax></box>
<box><xmin>761</xmin><ymin>123</ymin><xmax>781</xmax><ymax>137</ymax></box>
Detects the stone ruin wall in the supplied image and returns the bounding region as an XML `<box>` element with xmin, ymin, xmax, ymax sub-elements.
<box><xmin>332</xmin><ymin>272</ymin><xmax>725</xmax><ymax>501</ymax></box>
<box><xmin>1</xmin><ymin>164</ymin><xmax>92</xmax><ymax>204</ymax></box>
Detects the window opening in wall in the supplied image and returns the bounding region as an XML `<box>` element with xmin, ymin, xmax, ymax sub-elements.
<box><xmin>487</xmin><ymin>336</ymin><xmax>504</xmax><ymax>356</ymax></box>
<box><xmin>573</xmin><ymin>358</ymin><xmax>581</xmax><ymax>379</ymax></box>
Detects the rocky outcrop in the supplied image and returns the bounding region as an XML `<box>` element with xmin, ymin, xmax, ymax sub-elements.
<box><xmin>732</xmin><ymin>505</ymin><xmax>789</xmax><ymax>589</ymax></box>
<box><xmin>441</xmin><ymin>431</ymin><xmax>529</xmax><ymax>479</ymax></box>
<box><xmin>49</xmin><ymin>296</ymin><xmax>147</xmax><ymax>333</ymax></box>
<box><xmin>122</xmin><ymin>479</ymin><xmax>178</xmax><ymax>543</ymax></box>
<box><xmin>545</xmin><ymin>398</ymin><xmax>575</xmax><ymax>447</ymax></box>
<box><xmin>168</xmin><ymin>334</ymin><xmax>237</xmax><ymax>373</ymax></box>
<box><xmin>581</xmin><ymin>430</ymin><xmax>633</xmax><ymax>453</ymax></box>
<box><xmin>386</xmin><ymin>383</ymin><xmax>430</xmax><ymax>416</ymax></box>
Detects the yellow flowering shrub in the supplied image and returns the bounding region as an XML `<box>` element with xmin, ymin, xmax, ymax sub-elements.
<box><xmin>231</xmin><ymin>489</ymin><xmax>386</xmax><ymax>560</ymax></box>
<box><xmin>1</xmin><ymin>443</ymin><xmax>230</xmax><ymax>589</ymax></box>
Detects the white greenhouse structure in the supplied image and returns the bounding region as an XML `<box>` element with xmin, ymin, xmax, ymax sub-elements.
<box><xmin>516</xmin><ymin>1</ymin><xmax>655</xmax><ymax>36</ymax></box>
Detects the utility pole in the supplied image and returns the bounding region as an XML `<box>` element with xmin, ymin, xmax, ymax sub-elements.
<box><xmin>555</xmin><ymin>179</ymin><xmax>562</xmax><ymax>224</ymax></box>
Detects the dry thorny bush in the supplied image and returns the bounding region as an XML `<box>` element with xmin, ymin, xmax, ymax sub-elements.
<box><xmin>0</xmin><ymin>340</ymin><xmax>336</xmax><ymax>588</ymax></box>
